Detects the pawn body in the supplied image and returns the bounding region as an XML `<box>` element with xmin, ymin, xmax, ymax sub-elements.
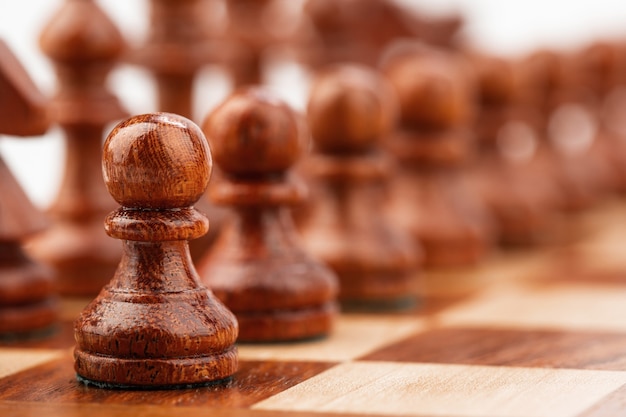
<box><xmin>384</xmin><ymin>49</ymin><xmax>494</xmax><ymax>267</ymax></box>
<box><xmin>198</xmin><ymin>89</ymin><xmax>338</xmax><ymax>342</ymax></box>
<box><xmin>299</xmin><ymin>65</ymin><xmax>419</xmax><ymax>309</ymax></box>
<box><xmin>74</xmin><ymin>113</ymin><xmax>238</xmax><ymax>388</ymax></box>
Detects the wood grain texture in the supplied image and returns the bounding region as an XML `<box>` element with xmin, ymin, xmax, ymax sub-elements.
<box><xmin>362</xmin><ymin>326</ymin><xmax>626</xmax><ymax>370</ymax></box>
<box><xmin>74</xmin><ymin>113</ymin><xmax>238</xmax><ymax>388</ymax></box>
<box><xmin>5</xmin><ymin>190</ymin><xmax>626</xmax><ymax>417</ymax></box>
<box><xmin>254</xmin><ymin>361</ymin><xmax>626</xmax><ymax>417</ymax></box>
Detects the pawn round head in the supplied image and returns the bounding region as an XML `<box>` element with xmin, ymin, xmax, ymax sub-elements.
<box><xmin>307</xmin><ymin>64</ymin><xmax>398</xmax><ymax>154</ymax></box>
<box><xmin>202</xmin><ymin>88</ymin><xmax>307</xmax><ymax>177</ymax></box>
<box><xmin>471</xmin><ymin>54</ymin><xmax>516</xmax><ymax>105</ymax></box>
<box><xmin>383</xmin><ymin>48</ymin><xmax>473</xmax><ymax>129</ymax></box>
<box><xmin>103</xmin><ymin>113</ymin><xmax>212</xmax><ymax>209</ymax></box>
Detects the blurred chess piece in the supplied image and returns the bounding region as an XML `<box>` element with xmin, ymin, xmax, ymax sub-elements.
<box><xmin>0</xmin><ymin>40</ymin><xmax>57</xmax><ymax>337</ymax></box>
<box><xmin>468</xmin><ymin>53</ymin><xmax>562</xmax><ymax>245</ymax></box>
<box><xmin>302</xmin><ymin>0</ymin><xmax>463</xmax><ymax>68</ymax></box>
<box><xmin>521</xmin><ymin>50</ymin><xmax>617</xmax><ymax>212</ymax></box>
<box><xmin>74</xmin><ymin>112</ymin><xmax>238</xmax><ymax>388</ymax></box>
<box><xmin>198</xmin><ymin>88</ymin><xmax>338</xmax><ymax>342</ymax></box>
<box><xmin>298</xmin><ymin>64</ymin><xmax>420</xmax><ymax>309</ymax></box>
<box><xmin>578</xmin><ymin>41</ymin><xmax>626</xmax><ymax>193</ymax></box>
<box><xmin>29</xmin><ymin>0</ymin><xmax>127</xmax><ymax>296</ymax></box>
<box><xmin>383</xmin><ymin>45</ymin><xmax>494</xmax><ymax>267</ymax></box>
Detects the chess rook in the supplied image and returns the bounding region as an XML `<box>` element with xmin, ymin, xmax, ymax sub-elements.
<box><xmin>198</xmin><ymin>88</ymin><xmax>339</xmax><ymax>342</ymax></box>
<box><xmin>74</xmin><ymin>113</ymin><xmax>238</xmax><ymax>389</ymax></box>
<box><xmin>299</xmin><ymin>64</ymin><xmax>420</xmax><ymax>309</ymax></box>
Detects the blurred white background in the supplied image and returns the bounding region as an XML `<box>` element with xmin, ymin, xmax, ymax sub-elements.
<box><xmin>1</xmin><ymin>0</ymin><xmax>626</xmax><ymax>208</ymax></box>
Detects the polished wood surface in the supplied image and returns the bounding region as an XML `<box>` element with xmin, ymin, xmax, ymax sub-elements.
<box><xmin>4</xmin><ymin>200</ymin><xmax>626</xmax><ymax>416</ymax></box>
<box><xmin>198</xmin><ymin>88</ymin><xmax>338</xmax><ymax>342</ymax></box>
<box><xmin>74</xmin><ymin>113</ymin><xmax>238</xmax><ymax>388</ymax></box>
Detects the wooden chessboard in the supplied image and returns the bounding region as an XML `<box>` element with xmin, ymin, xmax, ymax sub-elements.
<box><xmin>3</xmin><ymin>201</ymin><xmax>626</xmax><ymax>417</ymax></box>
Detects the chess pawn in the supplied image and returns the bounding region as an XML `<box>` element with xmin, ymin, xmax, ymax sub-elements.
<box><xmin>198</xmin><ymin>88</ymin><xmax>338</xmax><ymax>342</ymax></box>
<box><xmin>298</xmin><ymin>64</ymin><xmax>420</xmax><ymax>309</ymax></box>
<box><xmin>383</xmin><ymin>47</ymin><xmax>494</xmax><ymax>267</ymax></box>
<box><xmin>469</xmin><ymin>54</ymin><xmax>562</xmax><ymax>245</ymax></box>
<box><xmin>521</xmin><ymin>50</ymin><xmax>615</xmax><ymax>212</ymax></box>
<box><xmin>74</xmin><ymin>113</ymin><xmax>238</xmax><ymax>388</ymax></box>
<box><xmin>0</xmin><ymin>40</ymin><xmax>57</xmax><ymax>337</ymax></box>
<box><xmin>29</xmin><ymin>0</ymin><xmax>127</xmax><ymax>296</ymax></box>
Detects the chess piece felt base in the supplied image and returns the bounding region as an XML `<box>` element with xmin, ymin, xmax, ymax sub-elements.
<box><xmin>0</xmin><ymin>244</ymin><xmax>57</xmax><ymax>335</ymax></box>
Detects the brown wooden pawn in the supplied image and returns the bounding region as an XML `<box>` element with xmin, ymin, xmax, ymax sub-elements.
<box><xmin>298</xmin><ymin>64</ymin><xmax>420</xmax><ymax>309</ymax></box>
<box><xmin>0</xmin><ymin>40</ymin><xmax>57</xmax><ymax>337</ymax></box>
<box><xmin>469</xmin><ymin>54</ymin><xmax>562</xmax><ymax>245</ymax></box>
<box><xmin>74</xmin><ymin>113</ymin><xmax>238</xmax><ymax>389</ymax></box>
<box><xmin>28</xmin><ymin>0</ymin><xmax>128</xmax><ymax>296</ymax></box>
<box><xmin>383</xmin><ymin>47</ymin><xmax>494</xmax><ymax>268</ymax></box>
<box><xmin>198</xmin><ymin>88</ymin><xmax>338</xmax><ymax>342</ymax></box>
<box><xmin>525</xmin><ymin>50</ymin><xmax>619</xmax><ymax>210</ymax></box>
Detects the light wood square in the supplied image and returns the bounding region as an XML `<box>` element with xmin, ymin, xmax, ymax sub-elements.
<box><xmin>0</xmin><ymin>348</ymin><xmax>63</xmax><ymax>379</ymax></box>
<box><xmin>254</xmin><ymin>361</ymin><xmax>626</xmax><ymax>417</ymax></box>
<box><xmin>238</xmin><ymin>314</ymin><xmax>426</xmax><ymax>362</ymax></box>
<box><xmin>439</xmin><ymin>284</ymin><xmax>626</xmax><ymax>331</ymax></box>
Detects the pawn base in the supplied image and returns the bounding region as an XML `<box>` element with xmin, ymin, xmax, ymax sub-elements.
<box><xmin>0</xmin><ymin>298</ymin><xmax>58</xmax><ymax>336</ymax></box>
<box><xmin>74</xmin><ymin>346</ymin><xmax>238</xmax><ymax>388</ymax></box>
<box><xmin>337</xmin><ymin>270</ymin><xmax>418</xmax><ymax>312</ymax></box>
<box><xmin>236</xmin><ymin>302</ymin><xmax>338</xmax><ymax>343</ymax></box>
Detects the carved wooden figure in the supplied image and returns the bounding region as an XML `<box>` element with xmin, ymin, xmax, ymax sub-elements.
<box><xmin>302</xmin><ymin>0</ymin><xmax>462</xmax><ymax>68</ymax></box>
<box><xmin>133</xmin><ymin>0</ymin><xmax>230</xmax><ymax>261</ymax></box>
<box><xmin>74</xmin><ymin>113</ymin><xmax>238</xmax><ymax>389</ymax></box>
<box><xmin>29</xmin><ymin>0</ymin><xmax>127</xmax><ymax>296</ymax></box>
<box><xmin>0</xmin><ymin>40</ymin><xmax>57</xmax><ymax>337</ymax></box>
<box><xmin>198</xmin><ymin>88</ymin><xmax>338</xmax><ymax>342</ymax></box>
<box><xmin>298</xmin><ymin>64</ymin><xmax>419</xmax><ymax>309</ymax></box>
<box><xmin>521</xmin><ymin>50</ymin><xmax>616</xmax><ymax>212</ymax></box>
<box><xmin>469</xmin><ymin>54</ymin><xmax>561</xmax><ymax>245</ymax></box>
<box><xmin>383</xmin><ymin>47</ymin><xmax>494</xmax><ymax>267</ymax></box>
